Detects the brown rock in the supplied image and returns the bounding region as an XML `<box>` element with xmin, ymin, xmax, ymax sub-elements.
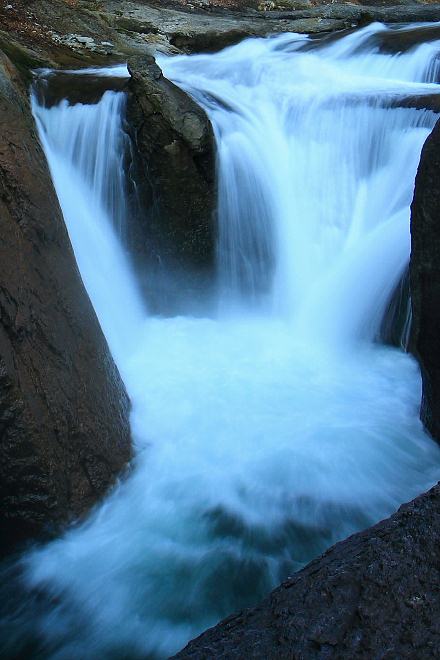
<box><xmin>126</xmin><ymin>56</ymin><xmax>216</xmax><ymax>313</ymax></box>
<box><xmin>0</xmin><ymin>51</ymin><xmax>131</xmax><ymax>556</ymax></box>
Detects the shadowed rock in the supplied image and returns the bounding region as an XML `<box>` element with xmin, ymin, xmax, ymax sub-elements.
<box><xmin>0</xmin><ymin>51</ymin><xmax>132</xmax><ymax>557</ymax></box>
<box><xmin>32</xmin><ymin>69</ymin><xmax>130</xmax><ymax>108</ymax></box>
<box><xmin>126</xmin><ymin>56</ymin><xmax>216</xmax><ymax>313</ymax></box>
<box><xmin>410</xmin><ymin>119</ymin><xmax>440</xmax><ymax>441</ymax></box>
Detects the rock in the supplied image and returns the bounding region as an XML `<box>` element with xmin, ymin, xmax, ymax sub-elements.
<box><xmin>126</xmin><ymin>56</ymin><xmax>216</xmax><ymax>313</ymax></box>
<box><xmin>258</xmin><ymin>1</ymin><xmax>276</xmax><ymax>9</ymax></box>
<box><xmin>260</xmin><ymin>0</ymin><xmax>312</xmax><ymax>10</ymax></box>
<box><xmin>0</xmin><ymin>51</ymin><xmax>132</xmax><ymax>556</ymax></box>
<box><xmin>2</xmin><ymin>0</ymin><xmax>440</xmax><ymax>67</ymax></box>
<box><xmin>410</xmin><ymin>119</ymin><xmax>440</xmax><ymax>440</ymax></box>
<box><xmin>379</xmin><ymin>268</ymin><xmax>411</xmax><ymax>349</ymax></box>
<box><xmin>32</xmin><ymin>69</ymin><xmax>129</xmax><ymax>108</ymax></box>
<box><xmin>75</xmin><ymin>35</ymin><xmax>96</xmax><ymax>45</ymax></box>
<box><xmin>172</xmin><ymin>480</ymin><xmax>440</xmax><ymax>658</ymax></box>
<box><xmin>374</xmin><ymin>23</ymin><xmax>440</xmax><ymax>54</ymax></box>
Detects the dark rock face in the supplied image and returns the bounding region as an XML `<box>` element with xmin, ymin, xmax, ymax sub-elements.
<box><xmin>0</xmin><ymin>51</ymin><xmax>131</xmax><ymax>556</ymax></box>
<box><xmin>127</xmin><ymin>57</ymin><xmax>216</xmax><ymax>313</ymax></box>
<box><xmin>410</xmin><ymin>119</ymin><xmax>440</xmax><ymax>441</ymax></box>
<box><xmin>173</xmin><ymin>480</ymin><xmax>440</xmax><ymax>658</ymax></box>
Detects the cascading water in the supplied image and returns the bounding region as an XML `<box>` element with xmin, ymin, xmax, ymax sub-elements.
<box><xmin>2</xmin><ymin>22</ymin><xmax>440</xmax><ymax>660</ymax></box>
<box><xmin>31</xmin><ymin>74</ymin><xmax>145</xmax><ymax>367</ymax></box>
<box><xmin>159</xmin><ymin>22</ymin><xmax>440</xmax><ymax>339</ymax></box>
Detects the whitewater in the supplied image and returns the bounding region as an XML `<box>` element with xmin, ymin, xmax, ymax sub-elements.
<box><xmin>2</xmin><ymin>21</ymin><xmax>439</xmax><ymax>659</ymax></box>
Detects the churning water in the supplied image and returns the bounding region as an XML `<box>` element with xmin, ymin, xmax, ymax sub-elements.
<box><xmin>2</xmin><ymin>21</ymin><xmax>440</xmax><ymax>659</ymax></box>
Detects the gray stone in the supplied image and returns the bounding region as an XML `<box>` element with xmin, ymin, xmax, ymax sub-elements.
<box><xmin>75</xmin><ymin>35</ymin><xmax>96</xmax><ymax>45</ymax></box>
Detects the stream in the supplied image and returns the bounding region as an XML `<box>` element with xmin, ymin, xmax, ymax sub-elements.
<box><xmin>2</xmin><ymin>20</ymin><xmax>440</xmax><ymax>660</ymax></box>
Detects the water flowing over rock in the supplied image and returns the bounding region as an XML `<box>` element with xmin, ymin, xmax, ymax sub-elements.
<box><xmin>171</xmin><ymin>109</ymin><xmax>440</xmax><ymax>660</ymax></box>
<box><xmin>3</xmin><ymin>1</ymin><xmax>440</xmax><ymax>80</ymax></box>
<box><xmin>410</xmin><ymin>119</ymin><xmax>440</xmax><ymax>440</ymax></box>
<box><xmin>160</xmin><ymin>23</ymin><xmax>439</xmax><ymax>330</ymax></box>
<box><xmin>0</xmin><ymin>52</ymin><xmax>131</xmax><ymax>556</ymax></box>
<box><xmin>1</xmin><ymin>14</ymin><xmax>440</xmax><ymax>660</ymax></box>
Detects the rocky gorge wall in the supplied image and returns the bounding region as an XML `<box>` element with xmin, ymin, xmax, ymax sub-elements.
<box><xmin>0</xmin><ymin>51</ymin><xmax>131</xmax><ymax>557</ymax></box>
<box><xmin>411</xmin><ymin>120</ymin><xmax>440</xmax><ymax>441</ymax></box>
<box><xmin>2</xmin><ymin>1</ymin><xmax>440</xmax><ymax>70</ymax></box>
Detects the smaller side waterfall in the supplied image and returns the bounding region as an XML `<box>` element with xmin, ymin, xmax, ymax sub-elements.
<box><xmin>32</xmin><ymin>81</ymin><xmax>145</xmax><ymax>367</ymax></box>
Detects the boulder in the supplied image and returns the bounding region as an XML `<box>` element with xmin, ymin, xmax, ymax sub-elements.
<box><xmin>0</xmin><ymin>51</ymin><xmax>131</xmax><ymax>556</ymax></box>
<box><xmin>410</xmin><ymin>119</ymin><xmax>440</xmax><ymax>440</ymax></box>
<box><xmin>126</xmin><ymin>56</ymin><xmax>216</xmax><ymax>313</ymax></box>
<box><xmin>169</xmin><ymin>116</ymin><xmax>440</xmax><ymax>660</ymax></box>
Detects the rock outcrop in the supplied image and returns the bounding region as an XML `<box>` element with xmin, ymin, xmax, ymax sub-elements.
<box><xmin>102</xmin><ymin>0</ymin><xmax>440</xmax><ymax>55</ymax></box>
<box><xmin>173</xmin><ymin>480</ymin><xmax>440</xmax><ymax>658</ymax></box>
<box><xmin>2</xmin><ymin>1</ymin><xmax>440</xmax><ymax>68</ymax></box>
<box><xmin>127</xmin><ymin>56</ymin><xmax>216</xmax><ymax>312</ymax></box>
<box><xmin>410</xmin><ymin>119</ymin><xmax>440</xmax><ymax>441</ymax></box>
<box><xmin>0</xmin><ymin>51</ymin><xmax>131</xmax><ymax>556</ymax></box>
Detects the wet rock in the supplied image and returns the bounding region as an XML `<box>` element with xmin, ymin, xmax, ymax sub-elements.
<box><xmin>33</xmin><ymin>69</ymin><xmax>130</xmax><ymax>108</ymax></box>
<box><xmin>374</xmin><ymin>23</ymin><xmax>440</xmax><ymax>53</ymax></box>
<box><xmin>173</xmin><ymin>480</ymin><xmax>440</xmax><ymax>658</ymax></box>
<box><xmin>0</xmin><ymin>51</ymin><xmax>132</xmax><ymax>556</ymax></box>
<box><xmin>260</xmin><ymin>0</ymin><xmax>312</xmax><ymax>9</ymax></box>
<box><xmin>393</xmin><ymin>94</ymin><xmax>440</xmax><ymax>113</ymax></box>
<box><xmin>126</xmin><ymin>56</ymin><xmax>216</xmax><ymax>313</ymax></box>
<box><xmin>410</xmin><ymin>119</ymin><xmax>440</xmax><ymax>441</ymax></box>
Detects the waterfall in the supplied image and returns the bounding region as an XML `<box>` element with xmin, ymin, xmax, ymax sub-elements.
<box><xmin>31</xmin><ymin>67</ymin><xmax>144</xmax><ymax>369</ymax></box>
<box><xmin>3</xmin><ymin>22</ymin><xmax>440</xmax><ymax>660</ymax></box>
<box><xmin>159</xmin><ymin>22</ymin><xmax>439</xmax><ymax>343</ymax></box>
